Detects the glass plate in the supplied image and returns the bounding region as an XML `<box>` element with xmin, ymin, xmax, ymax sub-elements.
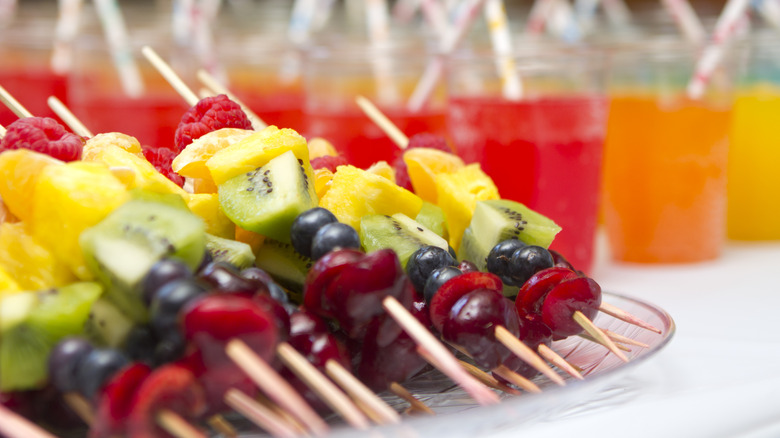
<box><xmin>238</xmin><ymin>291</ymin><xmax>675</xmax><ymax>438</ymax></box>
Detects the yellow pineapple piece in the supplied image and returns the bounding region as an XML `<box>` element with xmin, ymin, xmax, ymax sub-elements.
<box><xmin>0</xmin><ymin>264</ymin><xmax>21</xmax><ymax>298</ymax></box>
<box><xmin>173</xmin><ymin>128</ymin><xmax>254</xmax><ymax>180</ymax></box>
<box><xmin>0</xmin><ymin>222</ymin><xmax>76</xmax><ymax>290</ymax></box>
<box><xmin>32</xmin><ymin>161</ymin><xmax>130</xmax><ymax>280</ymax></box>
<box><xmin>190</xmin><ymin>177</ymin><xmax>219</xmax><ymax>194</ymax></box>
<box><xmin>403</xmin><ymin>148</ymin><xmax>465</xmax><ymax>204</ymax></box>
<box><xmin>307</xmin><ymin>137</ymin><xmax>338</xmax><ymax>159</ymax></box>
<box><xmin>186</xmin><ymin>193</ymin><xmax>235</xmax><ymax>239</ymax></box>
<box><xmin>366</xmin><ymin>160</ymin><xmax>396</xmax><ymax>183</ymax></box>
<box><xmin>435</xmin><ymin>163</ymin><xmax>500</xmax><ymax>251</ymax></box>
<box><xmin>206</xmin><ymin>126</ymin><xmax>311</xmax><ymax>185</ymax></box>
<box><xmin>0</xmin><ymin>149</ymin><xmax>63</xmax><ymax>223</ymax></box>
<box><xmin>82</xmin><ymin>132</ymin><xmax>145</xmax><ymax>160</ymax></box>
<box><xmin>319</xmin><ymin>165</ymin><xmax>423</xmax><ymax>229</ymax></box>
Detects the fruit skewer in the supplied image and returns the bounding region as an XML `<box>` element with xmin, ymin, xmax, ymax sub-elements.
<box><xmin>0</xmin><ymin>404</ymin><xmax>57</xmax><ymax>438</ymax></box>
<box><xmin>47</xmin><ymin>96</ymin><xmax>94</xmax><ymax>138</ymax></box>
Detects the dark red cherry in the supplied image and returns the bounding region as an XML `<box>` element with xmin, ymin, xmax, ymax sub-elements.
<box><xmin>92</xmin><ymin>363</ymin><xmax>152</xmax><ymax>438</ymax></box>
<box><xmin>429</xmin><ymin>271</ymin><xmax>503</xmax><ymax>333</ymax></box>
<box><xmin>303</xmin><ymin>248</ymin><xmax>365</xmax><ymax>317</ymax></box>
<box><xmin>542</xmin><ymin>276</ymin><xmax>602</xmax><ymax>339</ymax></box>
<box><xmin>515</xmin><ymin>267</ymin><xmax>579</xmax><ymax>318</ymax></box>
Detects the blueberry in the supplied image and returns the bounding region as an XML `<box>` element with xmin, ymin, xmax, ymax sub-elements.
<box><xmin>153</xmin><ymin>332</ymin><xmax>187</xmax><ymax>367</ymax></box>
<box><xmin>310</xmin><ymin>222</ymin><xmax>361</xmax><ymax>260</ymax></box>
<box><xmin>291</xmin><ymin>207</ymin><xmax>338</xmax><ymax>257</ymax></box>
<box><xmin>508</xmin><ymin>245</ymin><xmax>554</xmax><ymax>287</ymax></box>
<box><xmin>75</xmin><ymin>348</ymin><xmax>129</xmax><ymax>400</ymax></box>
<box><xmin>122</xmin><ymin>325</ymin><xmax>157</xmax><ymax>364</ymax></box>
<box><xmin>150</xmin><ymin>278</ymin><xmax>208</xmax><ymax>337</ymax></box>
<box><xmin>48</xmin><ymin>337</ymin><xmax>94</xmax><ymax>393</ymax></box>
<box><xmin>423</xmin><ymin>266</ymin><xmax>463</xmax><ymax>305</ymax></box>
<box><xmin>486</xmin><ymin>239</ymin><xmax>527</xmax><ymax>285</ymax></box>
<box><xmin>141</xmin><ymin>258</ymin><xmax>193</xmax><ymax>306</ymax></box>
<box><xmin>406</xmin><ymin>246</ymin><xmax>457</xmax><ymax>293</ymax></box>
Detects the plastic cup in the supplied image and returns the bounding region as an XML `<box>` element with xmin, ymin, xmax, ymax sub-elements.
<box><xmin>600</xmin><ymin>38</ymin><xmax>737</xmax><ymax>263</ymax></box>
<box><xmin>727</xmin><ymin>30</ymin><xmax>780</xmax><ymax>240</ymax></box>
<box><xmin>446</xmin><ymin>43</ymin><xmax>609</xmax><ymax>273</ymax></box>
<box><xmin>302</xmin><ymin>37</ymin><xmax>448</xmax><ymax>169</ymax></box>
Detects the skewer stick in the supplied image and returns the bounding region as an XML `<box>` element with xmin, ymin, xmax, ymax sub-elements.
<box><xmin>47</xmin><ymin>96</ymin><xmax>93</xmax><ymax>137</ymax></box>
<box><xmin>276</xmin><ymin>342</ymin><xmax>371</xmax><ymax>430</ymax></box>
<box><xmin>255</xmin><ymin>392</ymin><xmax>309</xmax><ymax>435</ymax></box>
<box><xmin>141</xmin><ymin>45</ymin><xmax>199</xmax><ymax>106</ymax></box>
<box><xmin>324</xmin><ymin>359</ymin><xmax>402</xmax><ymax>425</ymax></box>
<box><xmin>579</xmin><ymin>332</ymin><xmax>632</xmax><ymax>352</ymax></box>
<box><xmin>156</xmin><ymin>409</ymin><xmax>208</xmax><ymax>438</ymax></box>
<box><xmin>0</xmin><ymin>404</ymin><xmax>57</xmax><ymax>438</ymax></box>
<box><xmin>599</xmin><ymin>302</ymin><xmax>662</xmax><ymax>334</ymax></box>
<box><xmin>383</xmin><ymin>296</ymin><xmax>501</xmax><ymax>406</ymax></box>
<box><xmin>494</xmin><ymin>325</ymin><xmax>566</xmax><ymax>386</ymax></box>
<box><xmin>63</xmin><ymin>392</ymin><xmax>95</xmax><ymax>425</ymax></box>
<box><xmin>356</xmin><ymin>95</ymin><xmax>409</xmax><ymax>149</ymax></box>
<box><xmin>224</xmin><ymin>389</ymin><xmax>299</xmax><ymax>438</ymax></box>
<box><xmin>0</xmin><ymin>84</ymin><xmax>33</xmax><ymax>118</ymax></box>
<box><xmin>226</xmin><ymin>339</ymin><xmax>329</xmax><ymax>436</ymax></box>
<box><xmin>601</xmin><ymin>328</ymin><xmax>650</xmax><ymax>348</ymax></box>
<box><xmin>196</xmin><ymin>69</ymin><xmax>268</xmax><ymax>130</ymax></box>
<box><xmin>573</xmin><ymin>310</ymin><xmax>629</xmax><ymax>362</ymax></box>
<box><xmin>492</xmin><ymin>365</ymin><xmax>542</xmax><ymax>394</ymax></box>
<box><xmin>206</xmin><ymin>414</ymin><xmax>238</xmax><ymax>438</ymax></box>
<box><xmin>457</xmin><ymin>359</ymin><xmax>521</xmax><ymax>395</ymax></box>
<box><xmin>388</xmin><ymin>382</ymin><xmax>435</xmax><ymax>415</ymax></box>
<box><xmin>537</xmin><ymin>344</ymin><xmax>583</xmax><ymax>380</ymax></box>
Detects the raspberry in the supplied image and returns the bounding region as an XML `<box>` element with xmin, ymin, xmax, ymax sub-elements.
<box><xmin>392</xmin><ymin>156</ymin><xmax>413</xmax><ymax>191</ymax></box>
<box><xmin>310</xmin><ymin>155</ymin><xmax>348</xmax><ymax>173</ymax></box>
<box><xmin>406</xmin><ymin>132</ymin><xmax>453</xmax><ymax>153</ymax></box>
<box><xmin>174</xmin><ymin>94</ymin><xmax>252</xmax><ymax>153</ymax></box>
<box><xmin>0</xmin><ymin>117</ymin><xmax>84</xmax><ymax>162</ymax></box>
<box><xmin>142</xmin><ymin>145</ymin><xmax>185</xmax><ymax>187</ymax></box>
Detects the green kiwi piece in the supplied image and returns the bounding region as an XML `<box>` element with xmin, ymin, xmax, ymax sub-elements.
<box><xmin>457</xmin><ymin>199</ymin><xmax>562</xmax><ymax>272</ymax></box>
<box><xmin>80</xmin><ymin>196</ymin><xmax>206</xmax><ymax>323</ymax></box>
<box><xmin>360</xmin><ymin>213</ymin><xmax>449</xmax><ymax>268</ymax></box>
<box><xmin>415</xmin><ymin>202</ymin><xmax>448</xmax><ymax>240</ymax></box>
<box><xmin>0</xmin><ymin>282</ymin><xmax>102</xmax><ymax>391</ymax></box>
<box><xmin>83</xmin><ymin>297</ymin><xmax>135</xmax><ymax>348</ymax></box>
<box><xmin>219</xmin><ymin>150</ymin><xmax>318</xmax><ymax>244</ymax></box>
<box><xmin>253</xmin><ymin>238</ymin><xmax>312</xmax><ymax>301</ymax></box>
<box><xmin>205</xmin><ymin>233</ymin><xmax>256</xmax><ymax>269</ymax></box>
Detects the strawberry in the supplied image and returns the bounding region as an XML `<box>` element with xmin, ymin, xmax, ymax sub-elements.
<box><xmin>173</xmin><ymin>94</ymin><xmax>252</xmax><ymax>153</ymax></box>
<box><xmin>141</xmin><ymin>145</ymin><xmax>185</xmax><ymax>187</ymax></box>
<box><xmin>0</xmin><ymin>117</ymin><xmax>84</xmax><ymax>162</ymax></box>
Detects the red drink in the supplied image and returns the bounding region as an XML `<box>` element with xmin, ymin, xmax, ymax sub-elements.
<box><xmin>235</xmin><ymin>89</ymin><xmax>305</xmax><ymax>133</ymax></box>
<box><xmin>448</xmin><ymin>96</ymin><xmax>608</xmax><ymax>272</ymax></box>
<box><xmin>0</xmin><ymin>69</ymin><xmax>68</xmax><ymax>127</ymax></box>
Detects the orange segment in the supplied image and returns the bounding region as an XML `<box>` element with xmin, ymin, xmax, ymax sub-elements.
<box><xmin>313</xmin><ymin>167</ymin><xmax>335</xmax><ymax>199</ymax></box>
<box><xmin>307</xmin><ymin>137</ymin><xmax>339</xmax><ymax>159</ymax></box>
<box><xmin>172</xmin><ymin>128</ymin><xmax>254</xmax><ymax>180</ymax></box>
<box><xmin>0</xmin><ymin>150</ymin><xmax>63</xmax><ymax>223</ymax></box>
<box><xmin>82</xmin><ymin>132</ymin><xmax>145</xmax><ymax>160</ymax></box>
<box><xmin>365</xmin><ymin>160</ymin><xmax>396</xmax><ymax>183</ymax></box>
<box><xmin>403</xmin><ymin>148</ymin><xmax>465</xmax><ymax>204</ymax></box>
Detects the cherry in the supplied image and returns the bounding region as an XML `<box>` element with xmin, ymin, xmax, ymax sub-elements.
<box><xmin>541</xmin><ymin>276</ymin><xmax>602</xmax><ymax>339</ymax></box>
<box><xmin>429</xmin><ymin>271</ymin><xmax>503</xmax><ymax>333</ymax></box>
<box><xmin>515</xmin><ymin>267</ymin><xmax>579</xmax><ymax>318</ymax></box>
<box><xmin>303</xmin><ymin>248</ymin><xmax>365</xmax><ymax>317</ymax></box>
<box><xmin>252</xmin><ymin>293</ymin><xmax>292</xmax><ymax>343</ymax></box>
<box><xmin>198</xmin><ymin>261</ymin><xmax>258</xmax><ymax>294</ymax></box>
<box><xmin>91</xmin><ymin>362</ymin><xmax>152</xmax><ymax>438</ymax></box>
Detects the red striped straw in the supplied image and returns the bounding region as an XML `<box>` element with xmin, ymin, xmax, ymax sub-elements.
<box><xmin>51</xmin><ymin>0</ymin><xmax>84</xmax><ymax>75</ymax></box>
<box><xmin>421</xmin><ymin>0</ymin><xmax>450</xmax><ymax>39</ymax></box>
<box><xmin>392</xmin><ymin>0</ymin><xmax>421</xmax><ymax>23</ymax></box>
<box><xmin>484</xmin><ymin>0</ymin><xmax>523</xmax><ymax>99</ymax></box>
<box><xmin>686</xmin><ymin>0</ymin><xmax>751</xmax><ymax>99</ymax></box>
<box><xmin>661</xmin><ymin>0</ymin><xmax>706</xmax><ymax>43</ymax></box>
<box><xmin>753</xmin><ymin>0</ymin><xmax>780</xmax><ymax>29</ymax></box>
<box><xmin>525</xmin><ymin>0</ymin><xmax>558</xmax><ymax>35</ymax></box>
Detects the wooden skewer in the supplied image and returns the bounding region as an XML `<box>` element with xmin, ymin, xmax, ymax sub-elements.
<box><xmin>224</xmin><ymin>389</ymin><xmax>299</xmax><ymax>438</ymax></box>
<box><xmin>197</xmin><ymin>69</ymin><xmax>268</xmax><ymax>130</ymax></box>
<box><xmin>0</xmin><ymin>404</ymin><xmax>57</xmax><ymax>438</ymax></box>
<box><xmin>0</xmin><ymin>84</ymin><xmax>33</xmax><ymax>118</ymax></box>
<box><xmin>47</xmin><ymin>96</ymin><xmax>93</xmax><ymax>137</ymax></box>
<box><xmin>388</xmin><ymin>382</ymin><xmax>435</xmax><ymax>416</ymax></box>
<box><xmin>206</xmin><ymin>414</ymin><xmax>238</xmax><ymax>438</ymax></box>
<box><xmin>324</xmin><ymin>359</ymin><xmax>401</xmax><ymax>425</ymax></box>
<box><xmin>573</xmin><ymin>310</ymin><xmax>629</xmax><ymax>362</ymax></box>
<box><xmin>226</xmin><ymin>339</ymin><xmax>329</xmax><ymax>436</ymax></box>
<box><xmin>579</xmin><ymin>332</ymin><xmax>632</xmax><ymax>352</ymax></box>
<box><xmin>494</xmin><ymin>325</ymin><xmax>566</xmax><ymax>386</ymax></box>
<box><xmin>254</xmin><ymin>392</ymin><xmax>309</xmax><ymax>435</ymax></box>
<box><xmin>156</xmin><ymin>409</ymin><xmax>208</xmax><ymax>438</ymax></box>
<box><xmin>537</xmin><ymin>344</ymin><xmax>584</xmax><ymax>380</ymax></box>
<box><xmin>355</xmin><ymin>95</ymin><xmax>409</xmax><ymax>149</ymax></box>
<box><xmin>0</xmin><ymin>123</ymin><xmax>6</xmax><ymax>137</ymax></box>
<box><xmin>457</xmin><ymin>359</ymin><xmax>521</xmax><ymax>395</ymax></box>
<box><xmin>141</xmin><ymin>46</ymin><xmax>199</xmax><ymax>106</ymax></box>
<box><xmin>276</xmin><ymin>342</ymin><xmax>371</xmax><ymax>430</ymax></box>
<box><xmin>492</xmin><ymin>365</ymin><xmax>542</xmax><ymax>394</ymax></box>
<box><xmin>63</xmin><ymin>392</ymin><xmax>95</xmax><ymax>425</ymax></box>
<box><xmin>599</xmin><ymin>302</ymin><xmax>662</xmax><ymax>334</ymax></box>
<box><xmin>382</xmin><ymin>296</ymin><xmax>501</xmax><ymax>406</ymax></box>
<box><xmin>601</xmin><ymin>328</ymin><xmax>650</xmax><ymax>348</ymax></box>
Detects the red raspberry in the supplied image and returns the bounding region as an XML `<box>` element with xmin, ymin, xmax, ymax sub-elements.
<box><xmin>173</xmin><ymin>94</ymin><xmax>252</xmax><ymax>153</ymax></box>
<box><xmin>406</xmin><ymin>132</ymin><xmax>453</xmax><ymax>153</ymax></box>
<box><xmin>392</xmin><ymin>155</ymin><xmax>413</xmax><ymax>191</ymax></box>
<box><xmin>310</xmin><ymin>155</ymin><xmax>348</xmax><ymax>173</ymax></box>
<box><xmin>142</xmin><ymin>145</ymin><xmax>185</xmax><ymax>187</ymax></box>
<box><xmin>0</xmin><ymin>117</ymin><xmax>84</xmax><ymax>162</ymax></box>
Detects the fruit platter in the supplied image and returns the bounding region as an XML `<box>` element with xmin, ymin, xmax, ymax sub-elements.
<box><xmin>0</xmin><ymin>57</ymin><xmax>675</xmax><ymax>438</ymax></box>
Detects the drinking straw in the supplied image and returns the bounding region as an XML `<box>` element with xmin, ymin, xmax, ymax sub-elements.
<box><xmin>193</xmin><ymin>0</ymin><xmax>224</xmax><ymax>82</ymax></box>
<box><xmin>484</xmin><ymin>0</ymin><xmax>523</xmax><ymax>100</ymax></box>
<box><xmin>288</xmin><ymin>0</ymin><xmax>319</xmax><ymax>45</ymax></box>
<box><xmin>421</xmin><ymin>0</ymin><xmax>450</xmax><ymax>39</ymax></box>
<box><xmin>94</xmin><ymin>0</ymin><xmax>144</xmax><ymax>97</ymax></box>
<box><xmin>51</xmin><ymin>0</ymin><xmax>84</xmax><ymax>75</ymax></box>
<box><xmin>601</xmin><ymin>0</ymin><xmax>633</xmax><ymax>28</ymax></box>
<box><xmin>0</xmin><ymin>0</ymin><xmax>16</xmax><ymax>26</ymax></box>
<box><xmin>686</xmin><ymin>0</ymin><xmax>751</xmax><ymax>99</ymax></box>
<box><xmin>525</xmin><ymin>0</ymin><xmax>558</xmax><ymax>34</ymax></box>
<box><xmin>574</xmin><ymin>0</ymin><xmax>602</xmax><ymax>33</ymax></box>
<box><xmin>172</xmin><ymin>0</ymin><xmax>195</xmax><ymax>48</ymax></box>
<box><xmin>752</xmin><ymin>0</ymin><xmax>780</xmax><ymax>29</ymax></box>
<box><xmin>407</xmin><ymin>0</ymin><xmax>490</xmax><ymax>112</ymax></box>
<box><xmin>546</xmin><ymin>0</ymin><xmax>583</xmax><ymax>42</ymax></box>
<box><xmin>311</xmin><ymin>0</ymin><xmax>337</xmax><ymax>32</ymax></box>
<box><xmin>392</xmin><ymin>0</ymin><xmax>422</xmax><ymax>23</ymax></box>
<box><xmin>661</xmin><ymin>0</ymin><xmax>706</xmax><ymax>43</ymax></box>
<box><xmin>366</xmin><ymin>0</ymin><xmax>402</xmax><ymax>104</ymax></box>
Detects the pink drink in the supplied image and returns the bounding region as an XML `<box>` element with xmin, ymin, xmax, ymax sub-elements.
<box><xmin>448</xmin><ymin>96</ymin><xmax>608</xmax><ymax>272</ymax></box>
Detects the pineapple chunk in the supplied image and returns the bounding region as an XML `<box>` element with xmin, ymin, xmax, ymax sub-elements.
<box><xmin>319</xmin><ymin>165</ymin><xmax>423</xmax><ymax>230</ymax></box>
<box><xmin>186</xmin><ymin>193</ymin><xmax>235</xmax><ymax>239</ymax></box>
<box><xmin>173</xmin><ymin>128</ymin><xmax>254</xmax><ymax>180</ymax></box>
<box><xmin>0</xmin><ymin>222</ymin><xmax>76</xmax><ymax>290</ymax></box>
<box><xmin>82</xmin><ymin>132</ymin><xmax>145</xmax><ymax>160</ymax></box>
<box><xmin>0</xmin><ymin>265</ymin><xmax>21</xmax><ymax>298</ymax></box>
<box><xmin>0</xmin><ymin>150</ymin><xmax>63</xmax><ymax>223</ymax></box>
<box><xmin>31</xmin><ymin>162</ymin><xmax>130</xmax><ymax>280</ymax></box>
<box><xmin>435</xmin><ymin>163</ymin><xmax>500</xmax><ymax>251</ymax></box>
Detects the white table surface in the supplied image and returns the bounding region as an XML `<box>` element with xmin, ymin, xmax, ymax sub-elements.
<box><xmin>486</xmin><ymin>233</ymin><xmax>780</xmax><ymax>438</ymax></box>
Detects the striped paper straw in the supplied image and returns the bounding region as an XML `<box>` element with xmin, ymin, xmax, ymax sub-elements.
<box><xmin>525</xmin><ymin>0</ymin><xmax>558</xmax><ymax>35</ymax></box>
<box><xmin>94</xmin><ymin>0</ymin><xmax>144</xmax><ymax>97</ymax></box>
<box><xmin>687</xmin><ymin>0</ymin><xmax>751</xmax><ymax>99</ymax></box>
<box><xmin>193</xmin><ymin>0</ymin><xmax>225</xmax><ymax>83</ymax></box>
<box><xmin>408</xmin><ymin>0</ymin><xmax>490</xmax><ymax>112</ymax></box>
<box><xmin>50</xmin><ymin>0</ymin><xmax>84</xmax><ymax>75</ymax></box>
<box><xmin>172</xmin><ymin>0</ymin><xmax>195</xmax><ymax>48</ymax></box>
<box><xmin>574</xmin><ymin>0</ymin><xmax>602</xmax><ymax>33</ymax></box>
<box><xmin>311</xmin><ymin>0</ymin><xmax>337</xmax><ymax>32</ymax></box>
<box><xmin>484</xmin><ymin>0</ymin><xmax>523</xmax><ymax>99</ymax></box>
<box><xmin>752</xmin><ymin>0</ymin><xmax>780</xmax><ymax>29</ymax></box>
<box><xmin>288</xmin><ymin>0</ymin><xmax>318</xmax><ymax>45</ymax></box>
<box><xmin>392</xmin><ymin>0</ymin><xmax>422</xmax><ymax>23</ymax></box>
<box><xmin>661</xmin><ymin>0</ymin><xmax>706</xmax><ymax>43</ymax></box>
<box><xmin>366</xmin><ymin>0</ymin><xmax>401</xmax><ymax>104</ymax></box>
<box><xmin>547</xmin><ymin>0</ymin><xmax>582</xmax><ymax>42</ymax></box>
<box><xmin>421</xmin><ymin>0</ymin><xmax>450</xmax><ymax>40</ymax></box>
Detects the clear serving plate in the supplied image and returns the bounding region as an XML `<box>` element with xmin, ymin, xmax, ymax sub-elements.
<box><xmin>239</xmin><ymin>291</ymin><xmax>675</xmax><ymax>438</ymax></box>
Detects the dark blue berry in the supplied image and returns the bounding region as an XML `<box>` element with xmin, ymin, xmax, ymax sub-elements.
<box><xmin>406</xmin><ymin>246</ymin><xmax>457</xmax><ymax>293</ymax></box>
<box><xmin>310</xmin><ymin>222</ymin><xmax>361</xmax><ymax>260</ymax></box>
<box><xmin>75</xmin><ymin>348</ymin><xmax>129</xmax><ymax>400</ymax></box>
<box><xmin>508</xmin><ymin>245</ymin><xmax>554</xmax><ymax>287</ymax></box>
<box><xmin>153</xmin><ymin>332</ymin><xmax>187</xmax><ymax>367</ymax></box>
<box><xmin>486</xmin><ymin>239</ymin><xmax>528</xmax><ymax>285</ymax></box>
<box><xmin>423</xmin><ymin>266</ymin><xmax>463</xmax><ymax>305</ymax></box>
<box><xmin>48</xmin><ymin>337</ymin><xmax>94</xmax><ymax>393</ymax></box>
<box><xmin>150</xmin><ymin>278</ymin><xmax>208</xmax><ymax>336</ymax></box>
<box><xmin>141</xmin><ymin>258</ymin><xmax>193</xmax><ymax>305</ymax></box>
<box><xmin>291</xmin><ymin>207</ymin><xmax>338</xmax><ymax>257</ymax></box>
<box><xmin>123</xmin><ymin>325</ymin><xmax>157</xmax><ymax>364</ymax></box>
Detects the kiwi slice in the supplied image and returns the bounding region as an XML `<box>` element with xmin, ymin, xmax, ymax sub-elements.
<box><xmin>360</xmin><ymin>213</ymin><xmax>449</xmax><ymax>268</ymax></box>
<box><xmin>457</xmin><ymin>199</ymin><xmax>562</xmax><ymax>271</ymax></box>
<box><xmin>253</xmin><ymin>238</ymin><xmax>312</xmax><ymax>301</ymax></box>
<box><xmin>0</xmin><ymin>282</ymin><xmax>102</xmax><ymax>391</ymax></box>
<box><xmin>205</xmin><ymin>233</ymin><xmax>256</xmax><ymax>269</ymax></box>
<box><xmin>80</xmin><ymin>196</ymin><xmax>206</xmax><ymax>322</ymax></box>
<box><xmin>219</xmin><ymin>150</ymin><xmax>318</xmax><ymax>244</ymax></box>
<box><xmin>415</xmin><ymin>202</ymin><xmax>448</xmax><ymax>240</ymax></box>
<box><xmin>83</xmin><ymin>297</ymin><xmax>135</xmax><ymax>348</ymax></box>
